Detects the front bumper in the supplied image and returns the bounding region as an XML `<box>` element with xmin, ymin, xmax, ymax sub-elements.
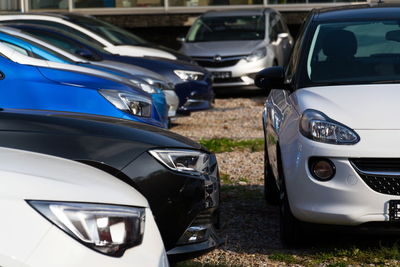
<box><xmin>121</xmin><ymin>151</ymin><xmax>221</xmax><ymax>258</ymax></box>
<box><xmin>197</xmin><ymin>56</ymin><xmax>272</xmax><ymax>88</ymax></box>
<box><xmin>283</xmin><ymin>130</ymin><xmax>400</xmax><ymax>226</ymax></box>
<box><xmin>175</xmin><ymin>77</ymin><xmax>214</xmax><ymax>113</ymax></box>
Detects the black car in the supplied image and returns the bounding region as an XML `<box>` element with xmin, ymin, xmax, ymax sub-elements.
<box><xmin>0</xmin><ymin>108</ymin><xmax>221</xmax><ymax>260</ymax></box>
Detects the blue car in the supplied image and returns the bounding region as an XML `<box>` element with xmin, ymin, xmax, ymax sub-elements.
<box><xmin>0</xmin><ymin>42</ymin><xmax>164</xmax><ymax>128</ymax></box>
<box><xmin>0</xmin><ymin>27</ymin><xmax>169</xmax><ymax>127</ymax></box>
<box><xmin>5</xmin><ymin>22</ymin><xmax>215</xmax><ymax>114</ymax></box>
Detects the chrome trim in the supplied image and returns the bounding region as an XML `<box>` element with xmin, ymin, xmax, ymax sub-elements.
<box><xmin>192</xmin><ymin>55</ymin><xmax>247</xmax><ymax>62</ymax></box>
<box><xmin>350</xmin><ymin>161</ymin><xmax>400</xmax><ymax>177</ymax></box>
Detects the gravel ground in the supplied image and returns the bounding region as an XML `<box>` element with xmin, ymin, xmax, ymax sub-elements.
<box><xmin>171</xmin><ymin>98</ymin><xmax>265</xmax><ymax>141</ymax></box>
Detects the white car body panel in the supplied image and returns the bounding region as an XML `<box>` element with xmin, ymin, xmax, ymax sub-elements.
<box><xmin>0</xmin><ymin>147</ymin><xmax>168</xmax><ymax>267</ymax></box>
<box><xmin>0</xmin><ymin>15</ymin><xmax>176</xmax><ymax>60</ymax></box>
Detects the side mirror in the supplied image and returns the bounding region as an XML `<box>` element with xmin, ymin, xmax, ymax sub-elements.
<box><xmin>75</xmin><ymin>48</ymin><xmax>95</xmax><ymax>60</ymax></box>
<box><xmin>176</xmin><ymin>36</ymin><xmax>186</xmax><ymax>43</ymax></box>
<box><xmin>255</xmin><ymin>66</ymin><xmax>285</xmax><ymax>91</ymax></box>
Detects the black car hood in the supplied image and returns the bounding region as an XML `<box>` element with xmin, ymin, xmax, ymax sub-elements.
<box><xmin>0</xmin><ymin>109</ymin><xmax>203</xmax><ymax>150</ymax></box>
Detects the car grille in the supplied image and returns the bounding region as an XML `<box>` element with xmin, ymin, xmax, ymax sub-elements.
<box><xmin>350</xmin><ymin>158</ymin><xmax>400</xmax><ymax>195</ymax></box>
<box><xmin>192</xmin><ymin>55</ymin><xmax>246</xmax><ymax>68</ymax></box>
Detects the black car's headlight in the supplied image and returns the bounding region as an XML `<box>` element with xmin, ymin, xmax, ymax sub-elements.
<box><xmin>129</xmin><ymin>79</ymin><xmax>158</xmax><ymax>94</ymax></box>
<box><xmin>149</xmin><ymin>149</ymin><xmax>210</xmax><ymax>176</ymax></box>
<box><xmin>100</xmin><ymin>89</ymin><xmax>152</xmax><ymax>117</ymax></box>
<box><xmin>174</xmin><ymin>70</ymin><xmax>204</xmax><ymax>81</ymax></box>
<box><xmin>300</xmin><ymin>109</ymin><xmax>359</xmax><ymax>145</ymax></box>
<box><xmin>28</xmin><ymin>201</ymin><xmax>145</xmax><ymax>257</ymax></box>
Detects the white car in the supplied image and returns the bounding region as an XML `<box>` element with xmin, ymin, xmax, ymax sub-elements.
<box><xmin>180</xmin><ymin>8</ymin><xmax>293</xmax><ymax>89</ymax></box>
<box><xmin>258</xmin><ymin>5</ymin><xmax>400</xmax><ymax>245</ymax></box>
<box><xmin>0</xmin><ymin>13</ymin><xmax>178</xmax><ymax>60</ymax></box>
<box><xmin>0</xmin><ymin>146</ymin><xmax>168</xmax><ymax>267</ymax></box>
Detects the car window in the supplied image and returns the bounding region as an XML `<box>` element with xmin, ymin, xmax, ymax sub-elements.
<box><xmin>186</xmin><ymin>15</ymin><xmax>265</xmax><ymax>42</ymax></box>
<box><xmin>0</xmin><ymin>41</ymin><xmax>29</xmax><ymax>56</ymax></box>
<box><xmin>1</xmin><ymin>20</ymin><xmax>104</xmax><ymax>47</ymax></box>
<box><xmin>307</xmin><ymin>20</ymin><xmax>400</xmax><ymax>84</ymax></box>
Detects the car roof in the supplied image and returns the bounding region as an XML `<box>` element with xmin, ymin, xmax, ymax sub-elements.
<box><xmin>0</xmin><ymin>12</ymin><xmax>93</xmax><ymax>21</ymax></box>
<box><xmin>202</xmin><ymin>8</ymin><xmax>274</xmax><ymax>18</ymax></box>
<box><xmin>313</xmin><ymin>4</ymin><xmax>400</xmax><ymax>22</ymax></box>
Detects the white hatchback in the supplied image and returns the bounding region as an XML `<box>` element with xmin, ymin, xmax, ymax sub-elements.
<box><xmin>257</xmin><ymin>5</ymin><xmax>400</xmax><ymax>245</ymax></box>
<box><xmin>0</xmin><ymin>147</ymin><xmax>168</xmax><ymax>267</ymax></box>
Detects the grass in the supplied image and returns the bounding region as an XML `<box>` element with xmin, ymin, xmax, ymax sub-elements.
<box><xmin>266</xmin><ymin>243</ymin><xmax>400</xmax><ymax>266</ymax></box>
<box><xmin>177</xmin><ymin>262</ymin><xmax>241</xmax><ymax>267</ymax></box>
<box><xmin>199</xmin><ymin>138</ymin><xmax>264</xmax><ymax>153</ymax></box>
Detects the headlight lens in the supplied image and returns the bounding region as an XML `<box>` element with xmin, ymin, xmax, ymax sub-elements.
<box><xmin>174</xmin><ymin>70</ymin><xmax>204</xmax><ymax>81</ymax></box>
<box><xmin>300</xmin><ymin>109</ymin><xmax>359</xmax><ymax>145</ymax></box>
<box><xmin>129</xmin><ymin>79</ymin><xmax>158</xmax><ymax>94</ymax></box>
<box><xmin>246</xmin><ymin>47</ymin><xmax>267</xmax><ymax>62</ymax></box>
<box><xmin>149</xmin><ymin>149</ymin><xmax>210</xmax><ymax>176</ymax></box>
<box><xmin>141</xmin><ymin>77</ymin><xmax>174</xmax><ymax>91</ymax></box>
<box><xmin>100</xmin><ymin>89</ymin><xmax>152</xmax><ymax>117</ymax></box>
<box><xmin>28</xmin><ymin>201</ymin><xmax>145</xmax><ymax>257</ymax></box>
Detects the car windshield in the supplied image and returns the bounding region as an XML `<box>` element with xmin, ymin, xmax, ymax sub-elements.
<box><xmin>307</xmin><ymin>20</ymin><xmax>400</xmax><ymax>84</ymax></box>
<box><xmin>186</xmin><ymin>15</ymin><xmax>265</xmax><ymax>42</ymax></box>
<box><xmin>68</xmin><ymin>16</ymin><xmax>149</xmax><ymax>46</ymax></box>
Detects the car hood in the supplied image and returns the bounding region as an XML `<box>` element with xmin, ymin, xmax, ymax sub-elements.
<box><xmin>294</xmin><ymin>84</ymin><xmax>400</xmax><ymax>130</ymax></box>
<box><xmin>91</xmin><ymin>60</ymin><xmax>166</xmax><ymax>81</ymax></box>
<box><xmin>181</xmin><ymin>40</ymin><xmax>264</xmax><ymax>57</ymax></box>
<box><xmin>105</xmin><ymin>45</ymin><xmax>177</xmax><ymax>60</ymax></box>
<box><xmin>0</xmin><ymin>147</ymin><xmax>148</xmax><ymax>207</ymax></box>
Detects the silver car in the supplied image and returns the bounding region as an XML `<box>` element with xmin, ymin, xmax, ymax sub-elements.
<box><xmin>180</xmin><ymin>8</ymin><xmax>293</xmax><ymax>89</ymax></box>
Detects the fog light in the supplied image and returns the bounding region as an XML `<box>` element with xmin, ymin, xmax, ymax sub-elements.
<box><xmin>176</xmin><ymin>225</ymin><xmax>209</xmax><ymax>245</ymax></box>
<box><xmin>309</xmin><ymin>158</ymin><xmax>335</xmax><ymax>181</ymax></box>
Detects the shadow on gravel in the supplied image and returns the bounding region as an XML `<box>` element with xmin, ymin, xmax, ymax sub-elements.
<box><xmin>218</xmin><ymin>184</ymin><xmax>400</xmax><ymax>258</ymax></box>
<box><xmin>214</xmin><ymin>87</ymin><xmax>266</xmax><ymax>99</ymax></box>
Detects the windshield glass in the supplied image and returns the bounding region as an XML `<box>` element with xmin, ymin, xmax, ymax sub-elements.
<box><xmin>68</xmin><ymin>16</ymin><xmax>149</xmax><ymax>46</ymax></box>
<box><xmin>186</xmin><ymin>15</ymin><xmax>265</xmax><ymax>42</ymax></box>
<box><xmin>307</xmin><ymin>20</ymin><xmax>400</xmax><ymax>84</ymax></box>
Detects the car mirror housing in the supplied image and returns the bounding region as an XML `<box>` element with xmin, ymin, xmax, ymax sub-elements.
<box><xmin>255</xmin><ymin>66</ymin><xmax>285</xmax><ymax>91</ymax></box>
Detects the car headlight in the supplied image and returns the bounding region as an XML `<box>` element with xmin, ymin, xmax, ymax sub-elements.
<box><xmin>246</xmin><ymin>47</ymin><xmax>267</xmax><ymax>62</ymax></box>
<box><xmin>129</xmin><ymin>79</ymin><xmax>158</xmax><ymax>94</ymax></box>
<box><xmin>300</xmin><ymin>109</ymin><xmax>360</xmax><ymax>145</ymax></box>
<box><xmin>174</xmin><ymin>70</ymin><xmax>204</xmax><ymax>81</ymax></box>
<box><xmin>99</xmin><ymin>89</ymin><xmax>152</xmax><ymax>117</ymax></box>
<box><xmin>28</xmin><ymin>201</ymin><xmax>145</xmax><ymax>257</ymax></box>
<box><xmin>141</xmin><ymin>77</ymin><xmax>174</xmax><ymax>91</ymax></box>
<box><xmin>149</xmin><ymin>149</ymin><xmax>210</xmax><ymax>176</ymax></box>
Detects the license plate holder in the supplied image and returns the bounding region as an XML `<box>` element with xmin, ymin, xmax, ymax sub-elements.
<box><xmin>389</xmin><ymin>200</ymin><xmax>400</xmax><ymax>221</ymax></box>
<box><xmin>211</xmin><ymin>71</ymin><xmax>232</xmax><ymax>79</ymax></box>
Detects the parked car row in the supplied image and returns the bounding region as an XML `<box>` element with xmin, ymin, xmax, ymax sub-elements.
<box><xmin>0</xmin><ymin>7</ymin><xmax>295</xmax><ymax>266</ymax></box>
<box><xmin>0</xmin><ymin>12</ymin><xmax>225</xmax><ymax>267</ymax></box>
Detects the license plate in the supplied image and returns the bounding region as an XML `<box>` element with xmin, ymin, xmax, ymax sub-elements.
<box><xmin>211</xmin><ymin>71</ymin><xmax>232</xmax><ymax>79</ymax></box>
<box><xmin>389</xmin><ymin>200</ymin><xmax>400</xmax><ymax>221</ymax></box>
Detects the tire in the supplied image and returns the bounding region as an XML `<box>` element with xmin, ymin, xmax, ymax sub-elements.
<box><xmin>264</xmin><ymin>149</ymin><xmax>280</xmax><ymax>205</ymax></box>
<box><xmin>279</xmin><ymin>180</ymin><xmax>304</xmax><ymax>247</ymax></box>
<box><xmin>263</xmin><ymin>131</ymin><xmax>280</xmax><ymax>204</ymax></box>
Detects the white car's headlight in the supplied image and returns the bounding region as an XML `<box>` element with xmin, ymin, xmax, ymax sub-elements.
<box><xmin>149</xmin><ymin>149</ymin><xmax>210</xmax><ymax>176</ymax></box>
<box><xmin>100</xmin><ymin>89</ymin><xmax>152</xmax><ymax>117</ymax></box>
<box><xmin>28</xmin><ymin>201</ymin><xmax>145</xmax><ymax>257</ymax></box>
<box><xmin>246</xmin><ymin>47</ymin><xmax>267</xmax><ymax>62</ymax></box>
<box><xmin>174</xmin><ymin>70</ymin><xmax>204</xmax><ymax>81</ymax></box>
<box><xmin>300</xmin><ymin>109</ymin><xmax>359</xmax><ymax>145</ymax></box>
<box><xmin>129</xmin><ymin>79</ymin><xmax>158</xmax><ymax>94</ymax></box>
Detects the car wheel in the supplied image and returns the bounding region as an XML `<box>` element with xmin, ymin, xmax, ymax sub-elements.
<box><xmin>264</xmin><ymin>147</ymin><xmax>279</xmax><ymax>205</ymax></box>
<box><xmin>279</xmin><ymin>180</ymin><xmax>303</xmax><ymax>247</ymax></box>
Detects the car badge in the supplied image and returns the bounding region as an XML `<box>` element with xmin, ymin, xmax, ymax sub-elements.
<box><xmin>214</xmin><ymin>55</ymin><xmax>222</xmax><ymax>62</ymax></box>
